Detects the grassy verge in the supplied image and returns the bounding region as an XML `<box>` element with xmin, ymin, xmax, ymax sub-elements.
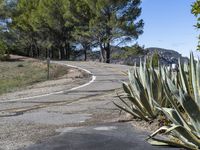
<box><xmin>0</xmin><ymin>60</ymin><xmax>69</xmax><ymax>95</ymax></box>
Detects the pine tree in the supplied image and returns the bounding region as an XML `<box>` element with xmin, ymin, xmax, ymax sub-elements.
<box><xmin>0</xmin><ymin>0</ymin><xmax>17</xmax><ymax>57</ymax></box>
<box><xmin>12</xmin><ymin>0</ymin><xmax>40</xmax><ymax>57</ymax></box>
<box><xmin>192</xmin><ymin>0</ymin><xmax>200</xmax><ymax>50</ymax></box>
<box><xmin>13</xmin><ymin>0</ymin><xmax>74</xmax><ymax>59</ymax></box>
<box><xmin>85</xmin><ymin>0</ymin><xmax>144</xmax><ymax>63</ymax></box>
<box><xmin>67</xmin><ymin>0</ymin><xmax>94</xmax><ymax>61</ymax></box>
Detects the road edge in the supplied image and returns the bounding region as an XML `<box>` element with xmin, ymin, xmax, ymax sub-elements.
<box><xmin>0</xmin><ymin>62</ymin><xmax>96</xmax><ymax>103</ymax></box>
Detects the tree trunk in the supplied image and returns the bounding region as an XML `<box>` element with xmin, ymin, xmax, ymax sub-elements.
<box><xmin>99</xmin><ymin>42</ymin><xmax>105</xmax><ymax>62</ymax></box>
<box><xmin>100</xmin><ymin>48</ymin><xmax>105</xmax><ymax>62</ymax></box>
<box><xmin>64</xmin><ymin>47</ymin><xmax>67</xmax><ymax>60</ymax></box>
<box><xmin>27</xmin><ymin>48</ymin><xmax>30</xmax><ymax>57</ymax></box>
<box><xmin>35</xmin><ymin>45</ymin><xmax>39</xmax><ymax>58</ymax></box>
<box><xmin>37</xmin><ymin>48</ymin><xmax>40</xmax><ymax>58</ymax></box>
<box><xmin>66</xmin><ymin>42</ymin><xmax>70</xmax><ymax>60</ymax></box>
<box><xmin>51</xmin><ymin>49</ymin><xmax>54</xmax><ymax>59</ymax></box>
<box><xmin>83</xmin><ymin>43</ymin><xmax>88</xmax><ymax>61</ymax></box>
<box><xmin>60</xmin><ymin>48</ymin><xmax>65</xmax><ymax>60</ymax></box>
<box><xmin>30</xmin><ymin>45</ymin><xmax>34</xmax><ymax>57</ymax></box>
<box><xmin>49</xmin><ymin>49</ymin><xmax>52</xmax><ymax>59</ymax></box>
<box><xmin>84</xmin><ymin>49</ymin><xmax>87</xmax><ymax>61</ymax></box>
<box><xmin>45</xmin><ymin>49</ymin><xmax>48</xmax><ymax>59</ymax></box>
<box><xmin>58</xmin><ymin>49</ymin><xmax>61</xmax><ymax>60</ymax></box>
<box><xmin>105</xmin><ymin>42</ymin><xmax>110</xmax><ymax>63</ymax></box>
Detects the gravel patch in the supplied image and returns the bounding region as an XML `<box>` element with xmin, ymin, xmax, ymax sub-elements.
<box><xmin>6</xmin><ymin>111</ymin><xmax>92</xmax><ymax>125</ymax></box>
<box><xmin>0</xmin><ymin>120</ymin><xmax>58</xmax><ymax>150</ymax></box>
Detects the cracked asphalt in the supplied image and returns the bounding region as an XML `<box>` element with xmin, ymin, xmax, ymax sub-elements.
<box><xmin>0</xmin><ymin>61</ymin><xmax>178</xmax><ymax>150</ymax></box>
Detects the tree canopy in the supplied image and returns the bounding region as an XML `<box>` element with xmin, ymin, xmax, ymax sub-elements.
<box><xmin>85</xmin><ymin>0</ymin><xmax>143</xmax><ymax>63</ymax></box>
<box><xmin>0</xmin><ymin>0</ymin><xmax>144</xmax><ymax>62</ymax></box>
<box><xmin>192</xmin><ymin>0</ymin><xmax>200</xmax><ymax>50</ymax></box>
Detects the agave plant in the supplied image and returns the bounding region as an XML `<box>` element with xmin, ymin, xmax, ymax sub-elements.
<box><xmin>177</xmin><ymin>53</ymin><xmax>200</xmax><ymax>102</ymax></box>
<box><xmin>114</xmin><ymin>58</ymin><xmax>168</xmax><ymax>121</ymax></box>
<box><xmin>147</xmin><ymin>53</ymin><xmax>200</xmax><ymax>150</ymax></box>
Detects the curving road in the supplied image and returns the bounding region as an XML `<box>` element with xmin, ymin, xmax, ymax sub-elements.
<box><xmin>0</xmin><ymin>61</ymin><xmax>177</xmax><ymax>150</ymax></box>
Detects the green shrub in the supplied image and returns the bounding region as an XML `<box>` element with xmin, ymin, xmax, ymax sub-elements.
<box><xmin>121</xmin><ymin>44</ymin><xmax>145</xmax><ymax>57</ymax></box>
<box><xmin>0</xmin><ymin>40</ymin><xmax>8</xmax><ymax>61</ymax></box>
<box><xmin>17</xmin><ymin>64</ymin><xmax>24</xmax><ymax>67</ymax></box>
<box><xmin>112</xmin><ymin>44</ymin><xmax>145</xmax><ymax>59</ymax></box>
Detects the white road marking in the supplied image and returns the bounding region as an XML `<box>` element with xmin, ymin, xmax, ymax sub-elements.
<box><xmin>0</xmin><ymin>62</ymin><xmax>96</xmax><ymax>103</ymax></box>
<box><xmin>94</xmin><ymin>126</ymin><xmax>117</xmax><ymax>131</ymax></box>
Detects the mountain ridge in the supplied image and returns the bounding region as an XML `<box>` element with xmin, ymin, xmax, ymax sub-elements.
<box><xmin>74</xmin><ymin>46</ymin><xmax>189</xmax><ymax>66</ymax></box>
<box><xmin>111</xmin><ymin>46</ymin><xmax>189</xmax><ymax>65</ymax></box>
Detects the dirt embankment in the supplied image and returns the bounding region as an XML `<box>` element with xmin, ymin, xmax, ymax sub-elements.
<box><xmin>0</xmin><ymin>55</ymin><xmax>91</xmax><ymax>101</ymax></box>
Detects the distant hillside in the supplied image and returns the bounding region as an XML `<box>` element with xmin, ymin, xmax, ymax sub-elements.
<box><xmin>73</xmin><ymin>46</ymin><xmax>188</xmax><ymax>66</ymax></box>
<box><xmin>145</xmin><ymin>47</ymin><xmax>189</xmax><ymax>65</ymax></box>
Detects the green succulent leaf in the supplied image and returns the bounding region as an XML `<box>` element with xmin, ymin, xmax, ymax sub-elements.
<box><xmin>113</xmin><ymin>102</ymin><xmax>140</xmax><ymax>119</ymax></box>
<box><xmin>178</xmin><ymin>89</ymin><xmax>200</xmax><ymax>133</ymax></box>
<box><xmin>196</xmin><ymin>59</ymin><xmax>200</xmax><ymax>104</ymax></box>
<box><xmin>147</xmin><ymin>137</ymin><xmax>197</xmax><ymax>150</ymax></box>
<box><xmin>159</xmin><ymin>107</ymin><xmax>184</xmax><ymax>126</ymax></box>
<box><xmin>178</xmin><ymin>58</ymin><xmax>189</xmax><ymax>94</ymax></box>
<box><xmin>190</xmin><ymin>53</ymin><xmax>198</xmax><ymax>102</ymax></box>
<box><xmin>116</xmin><ymin>57</ymin><xmax>166</xmax><ymax>121</ymax></box>
<box><xmin>147</xmin><ymin>52</ymin><xmax>200</xmax><ymax>149</ymax></box>
<box><xmin>122</xmin><ymin>82</ymin><xmax>132</xmax><ymax>96</ymax></box>
<box><xmin>148</xmin><ymin>125</ymin><xmax>200</xmax><ymax>150</ymax></box>
<box><xmin>166</xmin><ymin>125</ymin><xmax>200</xmax><ymax>149</ymax></box>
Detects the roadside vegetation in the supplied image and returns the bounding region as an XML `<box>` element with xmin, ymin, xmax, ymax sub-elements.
<box><xmin>0</xmin><ymin>40</ymin><xmax>9</xmax><ymax>61</ymax></box>
<box><xmin>192</xmin><ymin>0</ymin><xmax>200</xmax><ymax>50</ymax></box>
<box><xmin>0</xmin><ymin>0</ymin><xmax>144</xmax><ymax>63</ymax></box>
<box><xmin>115</xmin><ymin>1</ymin><xmax>200</xmax><ymax>149</ymax></box>
<box><xmin>0</xmin><ymin>0</ymin><xmax>199</xmax><ymax>149</ymax></box>
<box><xmin>115</xmin><ymin>53</ymin><xmax>200</xmax><ymax>150</ymax></box>
<box><xmin>112</xmin><ymin>44</ymin><xmax>145</xmax><ymax>60</ymax></box>
<box><xmin>0</xmin><ymin>59</ymin><xmax>69</xmax><ymax>95</ymax></box>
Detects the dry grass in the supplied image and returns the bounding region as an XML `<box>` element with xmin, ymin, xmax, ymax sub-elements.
<box><xmin>0</xmin><ymin>60</ymin><xmax>69</xmax><ymax>95</ymax></box>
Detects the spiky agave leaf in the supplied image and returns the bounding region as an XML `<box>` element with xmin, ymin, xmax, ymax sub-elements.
<box><xmin>178</xmin><ymin>58</ymin><xmax>189</xmax><ymax>94</ymax></box>
<box><xmin>115</xmin><ymin>56</ymin><xmax>168</xmax><ymax>121</ymax></box>
<box><xmin>148</xmin><ymin>105</ymin><xmax>200</xmax><ymax>149</ymax></box>
<box><xmin>177</xmin><ymin>53</ymin><xmax>200</xmax><ymax>106</ymax></box>
<box><xmin>148</xmin><ymin>53</ymin><xmax>200</xmax><ymax>150</ymax></box>
<box><xmin>118</xmin><ymin>83</ymin><xmax>150</xmax><ymax>121</ymax></box>
<box><xmin>147</xmin><ymin>124</ymin><xmax>200</xmax><ymax>150</ymax></box>
<box><xmin>164</xmin><ymin>76</ymin><xmax>200</xmax><ymax>133</ymax></box>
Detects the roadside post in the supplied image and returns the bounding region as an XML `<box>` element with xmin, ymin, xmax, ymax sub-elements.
<box><xmin>47</xmin><ymin>57</ymin><xmax>50</xmax><ymax>80</ymax></box>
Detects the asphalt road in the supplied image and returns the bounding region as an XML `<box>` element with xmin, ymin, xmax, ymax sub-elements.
<box><xmin>0</xmin><ymin>61</ymin><xmax>178</xmax><ymax>150</ymax></box>
<box><xmin>25</xmin><ymin>122</ymin><xmax>178</xmax><ymax>150</ymax></box>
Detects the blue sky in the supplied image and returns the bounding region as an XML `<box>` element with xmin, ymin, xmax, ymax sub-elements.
<box><xmin>137</xmin><ymin>0</ymin><xmax>199</xmax><ymax>57</ymax></box>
